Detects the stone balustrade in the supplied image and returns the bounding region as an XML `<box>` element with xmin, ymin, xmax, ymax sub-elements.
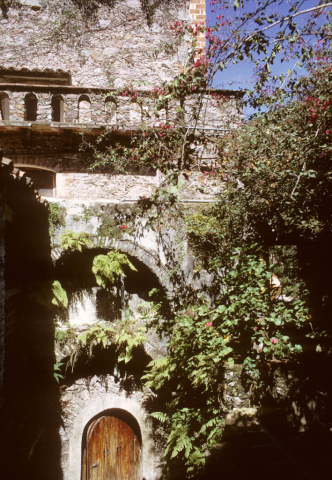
<box><xmin>0</xmin><ymin>87</ymin><xmax>244</xmax><ymax>131</ymax></box>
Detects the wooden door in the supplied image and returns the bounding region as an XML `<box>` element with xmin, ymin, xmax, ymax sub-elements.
<box><xmin>82</xmin><ymin>415</ymin><xmax>141</xmax><ymax>480</ymax></box>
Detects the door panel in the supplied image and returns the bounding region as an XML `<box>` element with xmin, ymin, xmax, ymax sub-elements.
<box><xmin>84</xmin><ymin>415</ymin><xmax>140</xmax><ymax>480</ymax></box>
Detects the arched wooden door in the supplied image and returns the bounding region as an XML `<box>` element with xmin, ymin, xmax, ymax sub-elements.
<box><xmin>82</xmin><ymin>415</ymin><xmax>141</xmax><ymax>480</ymax></box>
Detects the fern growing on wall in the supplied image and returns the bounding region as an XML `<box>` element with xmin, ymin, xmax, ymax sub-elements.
<box><xmin>60</xmin><ymin>230</ymin><xmax>93</xmax><ymax>252</ymax></box>
<box><xmin>92</xmin><ymin>250</ymin><xmax>137</xmax><ymax>288</ymax></box>
<box><xmin>52</xmin><ymin>280</ymin><xmax>68</xmax><ymax>309</ymax></box>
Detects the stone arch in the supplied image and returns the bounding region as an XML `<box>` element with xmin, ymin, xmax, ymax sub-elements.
<box><xmin>52</xmin><ymin>238</ymin><xmax>172</xmax><ymax>294</ymax></box>
<box><xmin>78</xmin><ymin>94</ymin><xmax>92</xmax><ymax>123</ymax></box>
<box><xmin>0</xmin><ymin>92</ymin><xmax>10</xmax><ymax>120</ymax></box>
<box><xmin>65</xmin><ymin>393</ymin><xmax>161</xmax><ymax>480</ymax></box>
<box><xmin>53</xmin><ymin>244</ymin><xmax>172</xmax><ymax>329</ymax></box>
<box><xmin>25</xmin><ymin>93</ymin><xmax>38</xmax><ymax>121</ymax></box>
<box><xmin>51</xmin><ymin>94</ymin><xmax>64</xmax><ymax>122</ymax></box>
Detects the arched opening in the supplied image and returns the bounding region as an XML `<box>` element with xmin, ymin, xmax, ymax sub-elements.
<box><xmin>51</xmin><ymin>94</ymin><xmax>64</xmax><ymax>122</ymax></box>
<box><xmin>81</xmin><ymin>409</ymin><xmax>141</xmax><ymax>480</ymax></box>
<box><xmin>78</xmin><ymin>95</ymin><xmax>91</xmax><ymax>123</ymax></box>
<box><xmin>0</xmin><ymin>92</ymin><xmax>10</xmax><ymax>120</ymax></box>
<box><xmin>54</xmin><ymin>247</ymin><xmax>168</xmax><ymax>326</ymax></box>
<box><xmin>105</xmin><ymin>96</ymin><xmax>117</xmax><ymax>125</ymax></box>
<box><xmin>25</xmin><ymin>93</ymin><xmax>38</xmax><ymax>121</ymax></box>
<box><xmin>15</xmin><ymin>165</ymin><xmax>56</xmax><ymax>197</ymax></box>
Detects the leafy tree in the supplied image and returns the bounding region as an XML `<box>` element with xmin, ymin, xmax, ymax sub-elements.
<box><xmin>136</xmin><ymin>1</ymin><xmax>332</xmax><ymax>477</ymax></box>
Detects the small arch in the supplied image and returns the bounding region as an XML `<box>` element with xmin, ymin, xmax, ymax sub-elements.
<box><xmin>51</xmin><ymin>94</ymin><xmax>64</xmax><ymax>122</ymax></box>
<box><xmin>25</xmin><ymin>93</ymin><xmax>38</xmax><ymax>121</ymax></box>
<box><xmin>105</xmin><ymin>96</ymin><xmax>117</xmax><ymax>125</ymax></box>
<box><xmin>0</xmin><ymin>92</ymin><xmax>10</xmax><ymax>120</ymax></box>
<box><xmin>78</xmin><ymin>95</ymin><xmax>91</xmax><ymax>123</ymax></box>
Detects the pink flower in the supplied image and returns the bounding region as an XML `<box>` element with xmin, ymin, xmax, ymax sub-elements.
<box><xmin>326</xmin><ymin>130</ymin><xmax>330</xmax><ymax>135</ymax></box>
<box><xmin>271</xmin><ymin>337</ymin><xmax>278</xmax><ymax>344</ymax></box>
<box><xmin>206</xmin><ymin>322</ymin><xmax>213</xmax><ymax>327</ymax></box>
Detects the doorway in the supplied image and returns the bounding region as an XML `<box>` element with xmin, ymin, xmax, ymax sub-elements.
<box><xmin>82</xmin><ymin>411</ymin><xmax>141</xmax><ymax>480</ymax></box>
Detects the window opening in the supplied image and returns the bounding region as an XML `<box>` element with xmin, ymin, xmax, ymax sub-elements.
<box><xmin>52</xmin><ymin>95</ymin><xmax>64</xmax><ymax>122</ymax></box>
<box><xmin>78</xmin><ymin>95</ymin><xmax>91</xmax><ymax>123</ymax></box>
<box><xmin>0</xmin><ymin>93</ymin><xmax>9</xmax><ymax>120</ymax></box>
<box><xmin>25</xmin><ymin>93</ymin><xmax>37</xmax><ymax>121</ymax></box>
<box><xmin>105</xmin><ymin>96</ymin><xmax>117</xmax><ymax>125</ymax></box>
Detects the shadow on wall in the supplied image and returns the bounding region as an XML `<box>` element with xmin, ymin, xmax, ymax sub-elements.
<box><xmin>0</xmin><ymin>172</ymin><xmax>63</xmax><ymax>480</ymax></box>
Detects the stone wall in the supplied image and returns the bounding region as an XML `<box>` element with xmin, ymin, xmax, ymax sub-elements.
<box><xmin>0</xmin><ymin>0</ymin><xmax>205</xmax><ymax>88</ymax></box>
<box><xmin>56</xmin><ymin>172</ymin><xmax>161</xmax><ymax>200</ymax></box>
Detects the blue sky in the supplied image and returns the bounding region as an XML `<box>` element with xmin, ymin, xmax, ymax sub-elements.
<box><xmin>206</xmin><ymin>0</ymin><xmax>329</xmax><ymax>99</ymax></box>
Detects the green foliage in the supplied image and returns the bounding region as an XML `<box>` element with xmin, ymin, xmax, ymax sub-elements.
<box><xmin>30</xmin><ymin>280</ymin><xmax>68</xmax><ymax>313</ymax></box>
<box><xmin>82</xmin><ymin>206</ymin><xmax>94</xmax><ymax>222</ymax></box>
<box><xmin>64</xmin><ymin>320</ymin><xmax>146</xmax><ymax>372</ymax></box>
<box><xmin>52</xmin><ymin>280</ymin><xmax>68</xmax><ymax>309</ymax></box>
<box><xmin>92</xmin><ymin>250</ymin><xmax>137</xmax><ymax>288</ymax></box>
<box><xmin>142</xmin><ymin>245</ymin><xmax>310</xmax><ymax>476</ymax></box>
<box><xmin>54</xmin><ymin>323</ymin><xmax>77</xmax><ymax>346</ymax></box>
<box><xmin>60</xmin><ymin>230</ymin><xmax>93</xmax><ymax>252</ymax></box>
<box><xmin>53</xmin><ymin>362</ymin><xmax>65</xmax><ymax>383</ymax></box>
<box><xmin>217</xmin><ymin>60</ymin><xmax>332</xmax><ymax>242</ymax></box>
<box><xmin>115</xmin><ymin>324</ymin><xmax>147</xmax><ymax>364</ymax></box>
<box><xmin>48</xmin><ymin>202</ymin><xmax>66</xmax><ymax>235</ymax></box>
<box><xmin>78</xmin><ymin>323</ymin><xmax>116</xmax><ymax>349</ymax></box>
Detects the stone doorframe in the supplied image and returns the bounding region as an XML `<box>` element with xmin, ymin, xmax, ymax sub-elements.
<box><xmin>65</xmin><ymin>393</ymin><xmax>161</xmax><ymax>480</ymax></box>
